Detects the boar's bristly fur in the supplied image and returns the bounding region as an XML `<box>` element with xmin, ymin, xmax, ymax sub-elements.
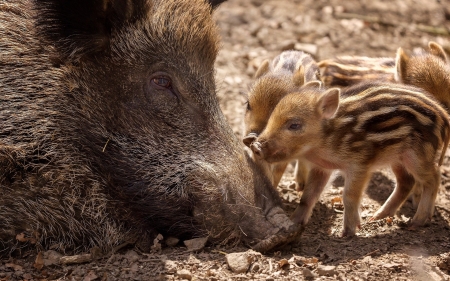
<box><xmin>0</xmin><ymin>0</ymin><xmax>299</xmax><ymax>256</ymax></box>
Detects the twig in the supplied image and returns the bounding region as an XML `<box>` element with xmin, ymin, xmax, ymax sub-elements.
<box><xmin>60</xmin><ymin>254</ymin><xmax>92</xmax><ymax>265</ymax></box>
<box><xmin>365</xmin><ymin>249</ymin><xmax>380</xmax><ymax>257</ymax></box>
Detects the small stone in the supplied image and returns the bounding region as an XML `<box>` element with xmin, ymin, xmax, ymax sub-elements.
<box><xmin>302</xmin><ymin>267</ymin><xmax>316</xmax><ymax>278</ymax></box>
<box><xmin>43</xmin><ymin>250</ymin><xmax>63</xmax><ymax>266</ymax></box>
<box><xmin>294</xmin><ymin>43</ymin><xmax>318</xmax><ymax>56</ymax></box>
<box><xmin>125</xmin><ymin>250</ymin><xmax>140</xmax><ymax>263</ymax></box>
<box><xmin>177</xmin><ymin>269</ymin><xmax>192</xmax><ymax>280</ymax></box>
<box><xmin>130</xmin><ymin>263</ymin><xmax>139</xmax><ymax>273</ymax></box>
<box><xmin>165</xmin><ymin>260</ymin><xmax>177</xmax><ymax>274</ymax></box>
<box><xmin>279</xmin><ymin>40</ymin><xmax>296</xmax><ymax>51</ymax></box>
<box><xmin>183</xmin><ymin>237</ymin><xmax>208</xmax><ymax>251</ymax></box>
<box><xmin>165</xmin><ymin>237</ymin><xmax>179</xmax><ymax>247</ymax></box>
<box><xmin>317</xmin><ymin>265</ymin><xmax>337</xmax><ymax>276</ymax></box>
<box><xmin>225</xmin><ymin>250</ymin><xmax>259</xmax><ymax>273</ymax></box>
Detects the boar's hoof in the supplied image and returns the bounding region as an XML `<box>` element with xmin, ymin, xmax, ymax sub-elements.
<box><xmin>252</xmin><ymin>224</ymin><xmax>304</xmax><ymax>253</ymax></box>
<box><xmin>250</xmin><ymin>142</ymin><xmax>263</xmax><ymax>157</ymax></box>
<box><xmin>243</xmin><ymin>133</ymin><xmax>258</xmax><ymax>147</ymax></box>
<box><xmin>251</xmin><ymin>206</ymin><xmax>304</xmax><ymax>253</ymax></box>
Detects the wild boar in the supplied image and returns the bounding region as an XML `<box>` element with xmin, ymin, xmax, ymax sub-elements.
<box><xmin>0</xmin><ymin>0</ymin><xmax>299</xmax><ymax>256</ymax></box>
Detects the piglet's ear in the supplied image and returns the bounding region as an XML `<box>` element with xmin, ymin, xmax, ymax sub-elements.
<box><xmin>428</xmin><ymin>41</ymin><xmax>448</xmax><ymax>62</ymax></box>
<box><xmin>292</xmin><ymin>65</ymin><xmax>305</xmax><ymax>87</ymax></box>
<box><xmin>394</xmin><ymin>47</ymin><xmax>409</xmax><ymax>83</ymax></box>
<box><xmin>303</xmin><ymin>80</ymin><xmax>322</xmax><ymax>89</ymax></box>
<box><xmin>317</xmin><ymin>88</ymin><xmax>340</xmax><ymax>119</ymax></box>
<box><xmin>207</xmin><ymin>0</ymin><xmax>227</xmax><ymax>9</ymax></box>
<box><xmin>254</xmin><ymin>60</ymin><xmax>270</xmax><ymax>79</ymax></box>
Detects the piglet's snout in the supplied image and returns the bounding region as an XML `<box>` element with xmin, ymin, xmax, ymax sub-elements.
<box><xmin>250</xmin><ymin>141</ymin><xmax>264</xmax><ymax>158</ymax></box>
<box><xmin>243</xmin><ymin>133</ymin><xmax>258</xmax><ymax>147</ymax></box>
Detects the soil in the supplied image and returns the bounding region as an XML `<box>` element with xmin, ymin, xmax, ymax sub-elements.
<box><xmin>2</xmin><ymin>0</ymin><xmax>450</xmax><ymax>280</ymax></box>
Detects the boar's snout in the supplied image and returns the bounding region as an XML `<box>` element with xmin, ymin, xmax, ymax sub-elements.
<box><xmin>243</xmin><ymin>133</ymin><xmax>258</xmax><ymax>147</ymax></box>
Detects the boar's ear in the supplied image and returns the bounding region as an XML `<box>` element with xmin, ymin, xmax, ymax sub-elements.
<box><xmin>317</xmin><ymin>88</ymin><xmax>340</xmax><ymax>119</ymax></box>
<box><xmin>36</xmin><ymin>0</ymin><xmax>148</xmax><ymax>61</ymax></box>
<box><xmin>293</xmin><ymin>65</ymin><xmax>305</xmax><ymax>87</ymax></box>
<box><xmin>207</xmin><ymin>0</ymin><xmax>227</xmax><ymax>9</ymax></box>
<box><xmin>394</xmin><ymin>47</ymin><xmax>409</xmax><ymax>83</ymax></box>
<box><xmin>428</xmin><ymin>42</ymin><xmax>448</xmax><ymax>62</ymax></box>
<box><xmin>254</xmin><ymin>60</ymin><xmax>270</xmax><ymax>79</ymax></box>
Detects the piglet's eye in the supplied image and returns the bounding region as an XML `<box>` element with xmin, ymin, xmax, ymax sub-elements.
<box><xmin>246</xmin><ymin>101</ymin><xmax>251</xmax><ymax>111</ymax></box>
<box><xmin>152</xmin><ymin>77</ymin><xmax>171</xmax><ymax>88</ymax></box>
<box><xmin>288</xmin><ymin>123</ymin><xmax>302</xmax><ymax>131</ymax></box>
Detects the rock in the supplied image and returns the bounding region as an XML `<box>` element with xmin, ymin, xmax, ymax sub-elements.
<box><xmin>183</xmin><ymin>237</ymin><xmax>208</xmax><ymax>251</ymax></box>
<box><xmin>225</xmin><ymin>250</ymin><xmax>260</xmax><ymax>273</ymax></box>
<box><xmin>165</xmin><ymin>237</ymin><xmax>180</xmax><ymax>247</ymax></box>
<box><xmin>294</xmin><ymin>43</ymin><xmax>318</xmax><ymax>56</ymax></box>
<box><xmin>279</xmin><ymin>40</ymin><xmax>296</xmax><ymax>51</ymax></box>
<box><xmin>165</xmin><ymin>260</ymin><xmax>177</xmax><ymax>274</ymax></box>
<box><xmin>125</xmin><ymin>250</ymin><xmax>141</xmax><ymax>263</ymax></box>
<box><xmin>43</xmin><ymin>250</ymin><xmax>63</xmax><ymax>266</ymax></box>
<box><xmin>177</xmin><ymin>269</ymin><xmax>192</xmax><ymax>280</ymax></box>
<box><xmin>317</xmin><ymin>265</ymin><xmax>337</xmax><ymax>276</ymax></box>
<box><xmin>302</xmin><ymin>267</ymin><xmax>316</xmax><ymax>278</ymax></box>
<box><xmin>130</xmin><ymin>263</ymin><xmax>139</xmax><ymax>273</ymax></box>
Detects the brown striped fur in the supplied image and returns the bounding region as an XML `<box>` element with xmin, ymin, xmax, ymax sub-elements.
<box><xmin>243</xmin><ymin>50</ymin><xmax>320</xmax><ymax>190</ymax></box>
<box><xmin>250</xmin><ymin>82</ymin><xmax>450</xmax><ymax>236</ymax></box>
<box><xmin>319</xmin><ymin>56</ymin><xmax>396</xmax><ymax>87</ymax></box>
<box><xmin>395</xmin><ymin>42</ymin><xmax>450</xmax><ymax>112</ymax></box>
<box><xmin>319</xmin><ymin>42</ymin><xmax>450</xmax><ymax>115</ymax></box>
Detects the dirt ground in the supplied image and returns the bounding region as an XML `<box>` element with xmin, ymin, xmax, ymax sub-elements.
<box><xmin>2</xmin><ymin>0</ymin><xmax>450</xmax><ymax>280</ymax></box>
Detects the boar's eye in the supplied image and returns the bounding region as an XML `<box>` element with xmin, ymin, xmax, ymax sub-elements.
<box><xmin>288</xmin><ymin>123</ymin><xmax>303</xmax><ymax>131</ymax></box>
<box><xmin>152</xmin><ymin>76</ymin><xmax>172</xmax><ymax>89</ymax></box>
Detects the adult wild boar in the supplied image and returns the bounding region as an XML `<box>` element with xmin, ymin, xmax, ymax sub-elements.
<box><xmin>0</xmin><ymin>0</ymin><xmax>299</xmax><ymax>255</ymax></box>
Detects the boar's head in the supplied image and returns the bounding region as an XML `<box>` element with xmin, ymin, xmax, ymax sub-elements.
<box><xmin>0</xmin><ymin>0</ymin><xmax>300</xmax><ymax>255</ymax></box>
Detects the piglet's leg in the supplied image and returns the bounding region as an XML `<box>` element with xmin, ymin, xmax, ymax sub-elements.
<box><xmin>294</xmin><ymin>160</ymin><xmax>309</xmax><ymax>191</ymax></box>
<box><xmin>291</xmin><ymin>167</ymin><xmax>331</xmax><ymax>226</ymax></box>
<box><xmin>271</xmin><ymin>161</ymin><xmax>289</xmax><ymax>188</ymax></box>
<box><xmin>410</xmin><ymin>164</ymin><xmax>440</xmax><ymax>228</ymax></box>
<box><xmin>371</xmin><ymin>165</ymin><xmax>415</xmax><ymax>221</ymax></box>
<box><xmin>342</xmin><ymin>169</ymin><xmax>371</xmax><ymax>237</ymax></box>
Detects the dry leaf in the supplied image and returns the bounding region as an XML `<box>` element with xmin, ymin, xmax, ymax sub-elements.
<box><xmin>83</xmin><ymin>270</ymin><xmax>98</xmax><ymax>281</ymax></box>
<box><xmin>386</xmin><ymin>217</ymin><xmax>393</xmax><ymax>224</ymax></box>
<box><xmin>15</xmin><ymin>232</ymin><xmax>37</xmax><ymax>244</ymax></box>
<box><xmin>278</xmin><ymin>258</ymin><xmax>289</xmax><ymax>269</ymax></box>
<box><xmin>302</xmin><ymin>257</ymin><xmax>318</xmax><ymax>264</ymax></box>
<box><xmin>16</xmin><ymin>233</ymin><xmax>28</xmax><ymax>242</ymax></box>
<box><xmin>34</xmin><ymin>251</ymin><xmax>44</xmax><ymax>270</ymax></box>
<box><xmin>331</xmin><ymin>196</ymin><xmax>342</xmax><ymax>206</ymax></box>
<box><xmin>5</xmin><ymin>263</ymin><xmax>23</xmax><ymax>271</ymax></box>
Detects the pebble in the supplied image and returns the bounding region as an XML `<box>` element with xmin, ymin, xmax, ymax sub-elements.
<box><xmin>43</xmin><ymin>250</ymin><xmax>63</xmax><ymax>266</ymax></box>
<box><xmin>125</xmin><ymin>250</ymin><xmax>140</xmax><ymax>263</ymax></box>
<box><xmin>225</xmin><ymin>250</ymin><xmax>259</xmax><ymax>273</ymax></box>
<box><xmin>317</xmin><ymin>265</ymin><xmax>337</xmax><ymax>276</ymax></box>
<box><xmin>177</xmin><ymin>269</ymin><xmax>192</xmax><ymax>280</ymax></box>
<box><xmin>183</xmin><ymin>237</ymin><xmax>208</xmax><ymax>251</ymax></box>
<box><xmin>165</xmin><ymin>260</ymin><xmax>177</xmax><ymax>274</ymax></box>
<box><xmin>165</xmin><ymin>237</ymin><xmax>179</xmax><ymax>247</ymax></box>
<box><xmin>302</xmin><ymin>267</ymin><xmax>316</xmax><ymax>278</ymax></box>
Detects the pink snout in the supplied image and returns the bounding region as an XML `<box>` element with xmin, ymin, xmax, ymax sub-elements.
<box><xmin>250</xmin><ymin>141</ymin><xmax>264</xmax><ymax>158</ymax></box>
<box><xmin>243</xmin><ymin>133</ymin><xmax>258</xmax><ymax>147</ymax></box>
